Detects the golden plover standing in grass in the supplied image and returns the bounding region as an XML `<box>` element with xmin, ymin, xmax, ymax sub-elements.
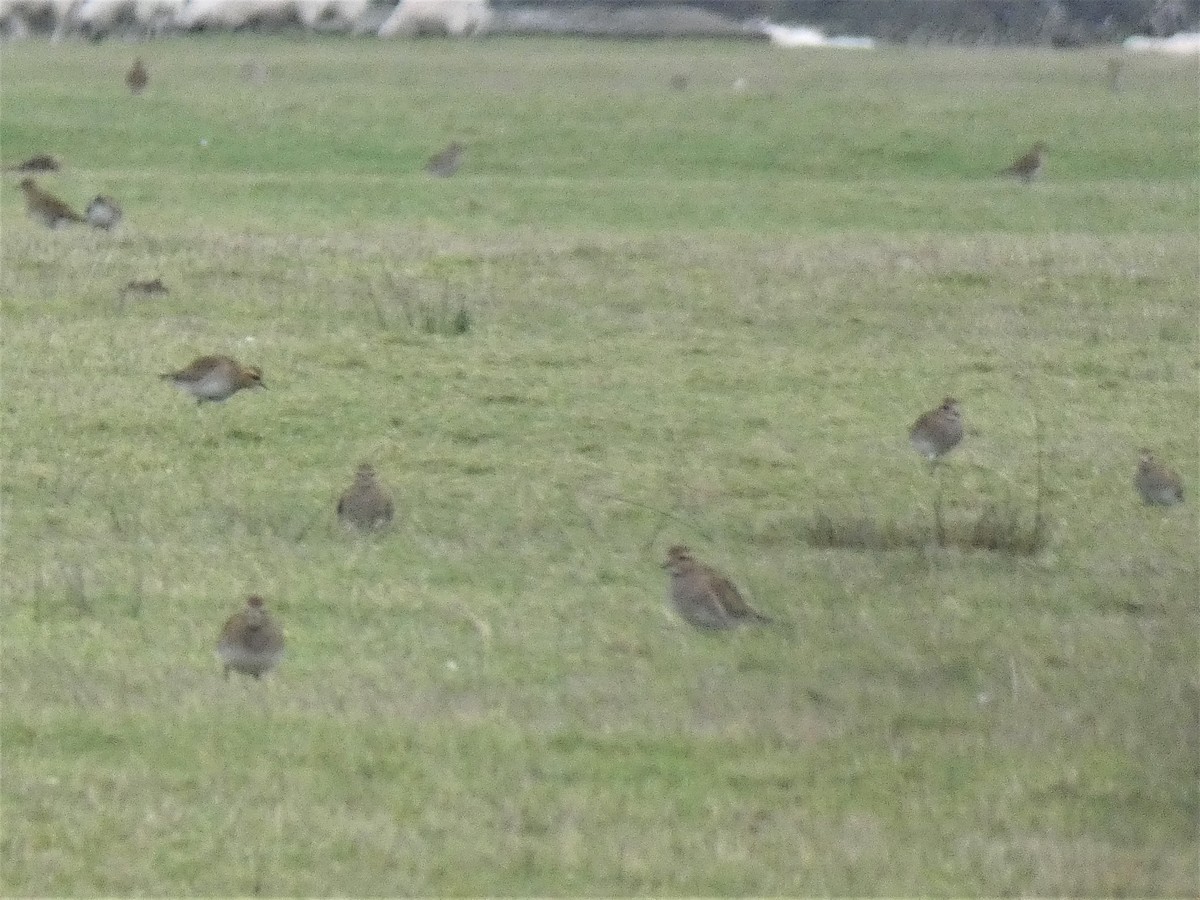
<box><xmin>217</xmin><ymin>595</ymin><xmax>285</xmax><ymax>679</ymax></box>
<box><xmin>1000</xmin><ymin>142</ymin><xmax>1047</xmax><ymax>182</ymax></box>
<box><xmin>1135</xmin><ymin>449</ymin><xmax>1184</xmax><ymax>506</ymax></box>
<box><xmin>661</xmin><ymin>545</ymin><xmax>773</xmax><ymax>630</ymax></box>
<box><xmin>19</xmin><ymin>178</ymin><xmax>83</xmax><ymax>229</ymax></box>
<box><xmin>125</xmin><ymin>58</ymin><xmax>148</xmax><ymax>95</ymax></box>
<box><xmin>160</xmin><ymin>354</ymin><xmax>266</xmax><ymax>404</ymax></box>
<box><xmin>910</xmin><ymin>397</ymin><xmax>964</xmax><ymax>466</ymax></box>
<box><xmin>426</xmin><ymin>141</ymin><xmax>465</xmax><ymax>178</ymax></box>
<box><xmin>337</xmin><ymin>462</ymin><xmax>395</xmax><ymax>531</ymax></box>
<box><xmin>85</xmin><ymin>195</ymin><xmax>122</xmax><ymax>230</ymax></box>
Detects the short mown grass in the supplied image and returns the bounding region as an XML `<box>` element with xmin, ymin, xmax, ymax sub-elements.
<box><xmin>1</xmin><ymin>36</ymin><xmax>1197</xmax><ymax>895</ymax></box>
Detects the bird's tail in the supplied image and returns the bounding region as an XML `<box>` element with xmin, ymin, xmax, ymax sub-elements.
<box><xmin>761</xmin><ymin>613</ymin><xmax>800</xmax><ymax>639</ymax></box>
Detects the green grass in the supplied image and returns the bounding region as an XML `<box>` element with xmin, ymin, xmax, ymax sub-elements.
<box><xmin>2</xmin><ymin>36</ymin><xmax>1197</xmax><ymax>895</ymax></box>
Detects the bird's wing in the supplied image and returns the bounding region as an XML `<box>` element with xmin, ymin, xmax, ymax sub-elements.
<box><xmin>713</xmin><ymin>574</ymin><xmax>771</xmax><ymax>623</ymax></box>
<box><xmin>704</xmin><ymin>591</ymin><xmax>734</xmax><ymax>625</ymax></box>
<box><xmin>217</xmin><ymin>613</ymin><xmax>242</xmax><ymax>644</ymax></box>
<box><xmin>50</xmin><ymin>199</ymin><xmax>84</xmax><ymax>221</ymax></box>
<box><xmin>686</xmin><ymin>578</ymin><xmax>732</xmax><ymax>625</ymax></box>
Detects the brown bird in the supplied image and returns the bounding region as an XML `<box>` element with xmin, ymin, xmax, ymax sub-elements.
<box><xmin>1000</xmin><ymin>141</ymin><xmax>1047</xmax><ymax>182</ymax></box>
<box><xmin>661</xmin><ymin>545</ymin><xmax>773</xmax><ymax>629</ymax></box>
<box><xmin>6</xmin><ymin>154</ymin><xmax>60</xmax><ymax>173</ymax></box>
<box><xmin>217</xmin><ymin>595</ymin><xmax>285</xmax><ymax>679</ymax></box>
<box><xmin>125</xmin><ymin>58</ymin><xmax>148</xmax><ymax>95</ymax></box>
<box><xmin>426</xmin><ymin>141</ymin><xmax>465</xmax><ymax>178</ymax></box>
<box><xmin>122</xmin><ymin>277</ymin><xmax>168</xmax><ymax>298</ymax></box>
<box><xmin>85</xmin><ymin>195</ymin><xmax>122</xmax><ymax>230</ymax></box>
<box><xmin>1135</xmin><ymin>449</ymin><xmax>1184</xmax><ymax>506</ymax></box>
<box><xmin>19</xmin><ymin>178</ymin><xmax>84</xmax><ymax>229</ymax></box>
<box><xmin>337</xmin><ymin>462</ymin><xmax>395</xmax><ymax>531</ymax></box>
<box><xmin>910</xmin><ymin>397</ymin><xmax>964</xmax><ymax>465</ymax></box>
<box><xmin>160</xmin><ymin>354</ymin><xmax>266</xmax><ymax>404</ymax></box>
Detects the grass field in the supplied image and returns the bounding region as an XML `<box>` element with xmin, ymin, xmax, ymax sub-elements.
<box><xmin>1</xmin><ymin>35</ymin><xmax>1197</xmax><ymax>895</ymax></box>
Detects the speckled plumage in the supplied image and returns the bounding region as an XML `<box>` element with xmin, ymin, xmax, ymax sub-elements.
<box><xmin>1000</xmin><ymin>142</ymin><xmax>1047</xmax><ymax>182</ymax></box>
<box><xmin>20</xmin><ymin>178</ymin><xmax>83</xmax><ymax>229</ymax></box>
<box><xmin>160</xmin><ymin>355</ymin><xmax>265</xmax><ymax>404</ymax></box>
<box><xmin>337</xmin><ymin>463</ymin><xmax>395</xmax><ymax>531</ymax></box>
<box><xmin>217</xmin><ymin>595</ymin><xmax>285</xmax><ymax>679</ymax></box>
<box><xmin>1136</xmin><ymin>450</ymin><xmax>1184</xmax><ymax>506</ymax></box>
<box><xmin>910</xmin><ymin>397</ymin><xmax>963</xmax><ymax>464</ymax></box>
<box><xmin>661</xmin><ymin>545</ymin><xmax>772</xmax><ymax>629</ymax></box>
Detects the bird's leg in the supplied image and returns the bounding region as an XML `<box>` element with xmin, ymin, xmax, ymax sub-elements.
<box><xmin>934</xmin><ymin>463</ymin><xmax>947</xmax><ymax>547</ymax></box>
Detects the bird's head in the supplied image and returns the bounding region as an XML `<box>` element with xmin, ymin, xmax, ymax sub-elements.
<box><xmin>662</xmin><ymin>544</ymin><xmax>695</xmax><ymax>574</ymax></box>
<box><xmin>244</xmin><ymin>595</ymin><xmax>268</xmax><ymax>625</ymax></box>
<box><xmin>240</xmin><ymin>366</ymin><xmax>266</xmax><ymax>390</ymax></box>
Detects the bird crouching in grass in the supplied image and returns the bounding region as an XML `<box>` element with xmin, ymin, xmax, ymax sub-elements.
<box><xmin>85</xmin><ymin>195</ymin><xmax>123</xmax><ymax>231</ymax></box>
<box><xmin>6</xmin><ymin>154</ymin><xmax>61</xmax><ymax>174</ymax></box>
<box><xmin>122</xmin><ymin>277</ymin><xmax>168</xmax><ymax>298</ymax></box>
<box><xmin>661</xmin><ymin>545</ymin><xmax>774</xmax><ymax>630</ymax></box>
<box><xmin>426</xmin><ymin>141</ymin><xmax>465</xmax><ymax>178</ymax></box>
<box><xmin>910</xmin><ymin>397</ymin><xmax>963</xmax><ymax>468</ymax></box>
<box><xmin>160</xmin><ymin>354</ymin><xmax>266</xmax><ymax>405</ymax></box>
<box><xmin>337</xmin><ymin>462</ymin><xmax>395</xmax><ymax>531</ymax></box>
<box><xmin>1000</xmin><ymin>142</ymin><xmax>1047</xmax><ymax>182</ymax></box>
<box><xmin>217</xmin><ymin>595</ymin><xmax>285</xmax><ymax>679</ymax></box>
<box><xmin>1135</xmin><ymin>449</ymin><xmax>1184</xmax><ymax>506</ymax></box>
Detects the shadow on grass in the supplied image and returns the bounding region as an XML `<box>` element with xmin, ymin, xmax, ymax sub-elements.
<box><xmin>370</xmin><ymin>274</ymin><xmax>474</xmax><ymax>337</ymax></box>
<box><xmin>804</xmin><ymin>503</ymin><xmax>1049</xmax><ymax>556</ymax></box>
<box><xmin>807</xmin><ymin>417</ymin><xmax>1050</xmax><ymax>556</ymax></box>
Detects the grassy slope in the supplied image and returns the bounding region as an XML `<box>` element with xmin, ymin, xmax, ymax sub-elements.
<box><xmin>1</xmin><ymin>37</ymin><xmax>1197</xmax><ymax>895</ymax></box>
